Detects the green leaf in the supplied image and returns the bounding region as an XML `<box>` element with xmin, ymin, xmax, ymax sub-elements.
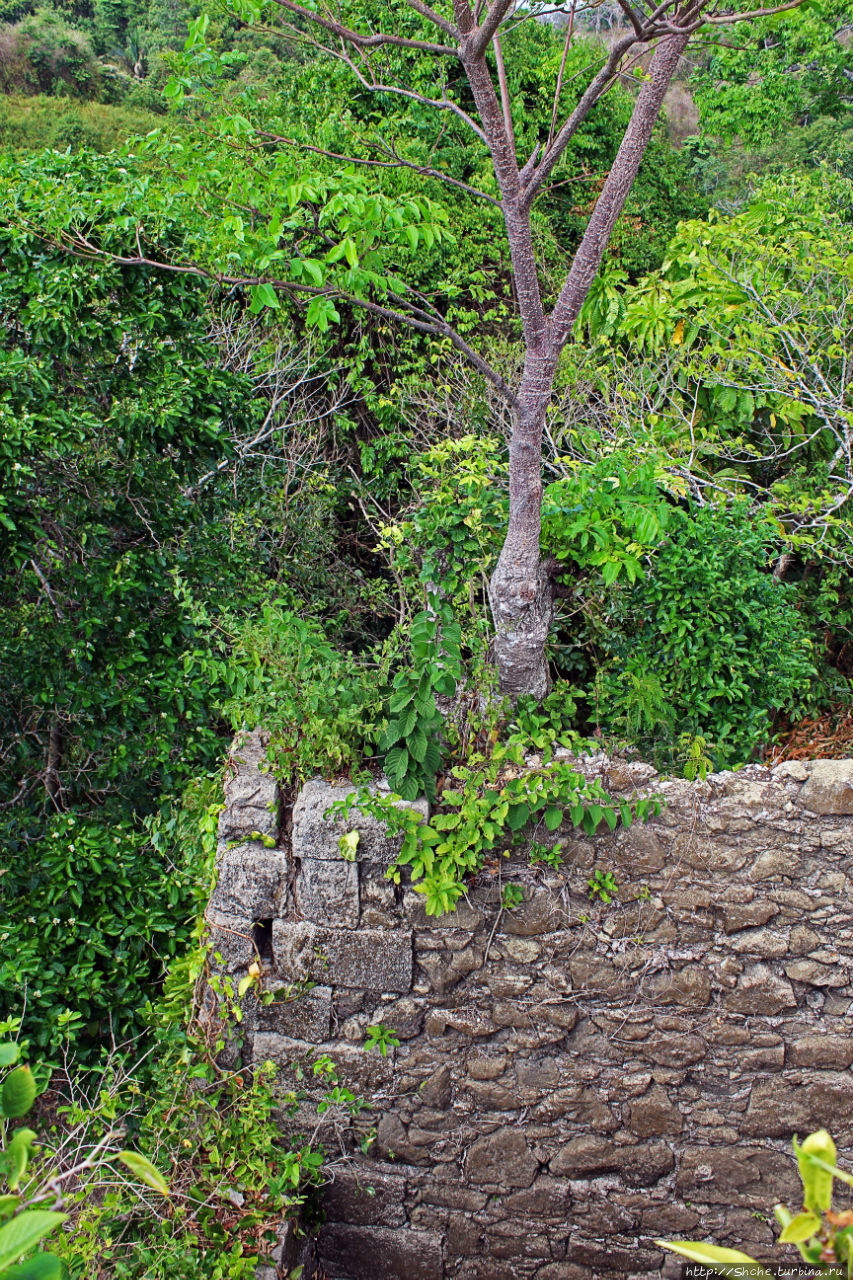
<box><xmin>655</xmin><ymin>1241</ymin><xmax>774</xmax><ymax>1280</ymax></box>
<box><xmin>408</xmin><ymin>727</ymin><xmax>428</xmax><ymax>764</ymax></box>
<box><xmin>118</xmin><ymin>1152</ymin><xmax>170</xmax><ymax>1197</ymax></box>
<box><xmin>2</xmin><ymin>1067</ymin><xmax>36</xmax><ymax>1119</ymax></box>
<box><xmin>4</xmin><ymin>1252</ymin><xmax>65</xmax><ymax>1279</ymax></box>
<box><xmin>0</xmin><ymin>1044</ymin><xmax>21</xmax><ymax>1068</ymax></box>
<box><xmin>7</xmin><ymin>1129</ymin><xmax>37</xmax><ymax>1192</ymax></box>
<box><xmin>778</xmin><ymin>1211</ymin><xmax>821</xmax><ymax>1243</ymax></box>
<box><xmin>0</xmin><ymin>1212</ymin><xmax>67</xmax><ymax>1270</ymax></box>
<box><xmin>543</xmin><ymin>806</ymin><xmax>562</xmax><ymax>832</ymax></box>
<box><xmin>389</xmin><ymin>687</ymin><xmax>415</xmax><ymax>714</ymax></box>
<box><xmin>338</xmin><ymin>830</ymin><xmax>359</xmax><ymax>862</ymax></box>
<box><xmin>385</xmin><ymin>745</ymin><xmax>409</xmax><ymax>779</ymax></box>
<box><xmin>249</xmin><ymin>283</ymin><xmax>279</xmax><ymax>313</ymax></box>
<box><xmin>506</xmin><ymin>803</ymin><xmax>530</xmax><ymax>832</ymax></box>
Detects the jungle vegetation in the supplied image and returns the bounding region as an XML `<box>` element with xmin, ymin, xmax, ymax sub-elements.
<box><xmin>1</xmin><ymin>0</ymin><xmax>852</xmax><ymax>1271</ymax></box>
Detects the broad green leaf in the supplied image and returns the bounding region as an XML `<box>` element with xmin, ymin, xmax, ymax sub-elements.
<box><xmin>2</xmin><ymin>1067</ymin><xmax>36</xmax><ymax>1119</ymax></box>
<box><xmin>4</xmin><ymin>1252</ymin><xmax>65</xmax><ymax>1279</ymax></box>
<box><xmin>7</xmin><ymin>1129</ymin><xmax>37</xmax><ymax>1192</ymax></box>
<box><xmin>506</xmin><ymin>802</ymin><xmax>529</xmax><ymax>832</ymax></box>
<box><xmin>0</xmin><ymin>1044</ymin><xmax>20</xmax><ymax>1068</ymax></box>
<box><xmin>778</xmin><ymin>1211</ymin><xmax>821</xmax><ymax>1243</ymax></box>
<box><xmin>543</xmin><ymin>806</ymin><xmax>563</xmax><ymax>832</ymax></box>
<box><xmin>249</xmin><ymin>283</ymin><xmax>279</xmax><ymax>313</ymax></box>
<box><xmin>0</xmin><ymin>1212</ymin><xmax>67</xmax><ymax>1269</ymax></box>
<box><xmin>118</xmin><ymin>1152</ymin><xmax>170</xmax><ymax>1197</ymax></box>
<box><xmin>338</xmin><ymin>831</ymin><xmax>359</xmax><ymax>861</ymax></box>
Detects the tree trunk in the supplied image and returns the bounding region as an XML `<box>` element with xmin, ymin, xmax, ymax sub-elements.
<box><xmin>488</xmin><ymin>27</ymin><xmax>690</xmax><ymax>701</ymax></box>
<box><xmin>488</xmin><ymin>346</ymin><xmax>559</xmax><ymax>701</ymax></box>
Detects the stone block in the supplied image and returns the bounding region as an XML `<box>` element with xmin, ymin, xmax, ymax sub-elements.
<box><xmin>649</xmin><ymin>965</ymin><xmax>712</xmax><ymax>1009</ymax></box>
<box><xmin>550</xmin><ymin>1135</ymin><xmax>618</xmax><ymax>1177</ymax></box>
<box><xmin>785</xmin><ymin>958</ymin><xmax>848</xmax><ymax>987</ymax></box>
<box><xmin>723</xmin><ymin>964</ymin><xmax>798</xmax><ymax>1015</ymax></box>
<box><xmin>788</xmin><ymin>1034</ymin><xmax>853</xmax><ymax>1069</ymax></box>
<box><xmin>466</xmin><ymin>1128</ymin><xmax>539</xmax><ymax>1188</ymax></box>
<box><xmin>502</xmin><ymin>890</ymin><xmax>569</xmax><ymax>936</ymax></box>
<box><xmin>294</xmin><ymin>857</ymin><xmax>360</xmax><ymax>928</ymax></box>
<box><xmin>625</xmin><ymin>1084</ymin><xmax>683</xmax><ymax>1136</ymax></box>
<box><xmin>729</xmin><ymin>926</ymin><xmax>789</xmax><ymax>958</ymax></box>
<box><xmin>211</xmin><ymin>844</ymin><xmax>286</xmax><ymax>918</ymax></box>
<box><xmin>256</xmin><ymin>985</ymin><xmax>332</xmax><ymax>1041</ymax></box>
<box><xmin>799</xmin><ymin>759</ymin><xmax>853</xmax><ymax>815</ymax></box>
<box><xmin>322</xmin><ymin>1167</ymin><xmax>407</xmax><ymax>1227</ymax></box>
<box><xmin>641</xmin><ymin>1034</ymin><xmax>707</xmax><ymax>1068</ymax></box>
<box><xmin>743</xmin><ymin>1074</ymin><xmax>853</xmax><ymax>1139</ymax></box>
<box><xmin>205</xmin><ymin>909</ymin><xmax>255</xmax><ymax>969</ymax></box>
<box><xmin>292</xmin><ymin>777</ymin><xmax>428</xmax><ymax>868</ymax></box>
<box><xmin>218</xmin><ymin>729</ymin><xmax>279</xmax><ymax>840</ymax></box>
<box><xmin>272</xmin><ymin>920</ymin><xmax>413</xmax><ymax>992</ymax></box>
<box><xmin>318</xmin><ymin>1224</ymin><xmax>443</xmax><ymax>1280</ymax></box>
<box><xmin>720</xmin><ymin>901</ymin><xmax>780</xmax><ymax>933</ymax></box>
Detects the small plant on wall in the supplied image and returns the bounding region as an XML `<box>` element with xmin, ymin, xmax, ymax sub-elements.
<box><xmin>659</xmin><ymin>1130</ymin><xmax>853</xmax><ymax>1277</ymax></box>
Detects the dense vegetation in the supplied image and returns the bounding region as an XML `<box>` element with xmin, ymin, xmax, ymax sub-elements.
<box><xmin>1</xmin><ymin>0</ymin><xmax>852</xmax><ymax>1271</ymax></box>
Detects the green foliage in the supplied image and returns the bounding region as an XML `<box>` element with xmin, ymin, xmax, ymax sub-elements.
<box><xmin>543</xmin><ymin>455</ymin><xmax>672</xmax><ymax>587</ymax></box>
<box><xmin>0</xmin><ymin>195</ymin><xmax>261</xmax><ymax>818</ymax></box>
<box><xmin>62</xmin><ymin>1054</ymin><xmax>319</xmax><ymax>1279</ymax></box>
<box><xmin>693</xmin><ymin>0</ymin><xmax>853</xmax><ymax>150</ymax></box>
<box><xmin>379</xmin><ymin>435</ymin><xmax>507</xmax><ymax>614</ymax></box>
<box><xmin>592</xmin><ymin>503</ymin><xmax>817</xmax><ymax>768</ymax></box>
<box><xmin>659</xmin><ymin>1128</ymin><xmax>853</xmax><ymax>1278</ymax></box>
<box><xmin>587</xmin><ymin>869</ymin><xmax>619</xmax><ymax>905</ymax></box>
<box><xmin>0</xmin><ymin>94</ymin><xmax>160</xmax><ymax>152</ymax></box>
<box><xmin>0</xmin><ymin>9</ymin><xmax>100</xmax><ymax>97</ymax></box>
<box><xmin>363</xmin><ymin>1025</ymin><xmax>400</xmax><ymax>1057</ymax></box>
<box><xmin>0</xmin><ymin>781</ymin><xmax>222</xmax><ymax>1060</ymax></box>
<box><xmin>379</xmin><ymin>603</ymin><xmax>461</xmax><ymax>801</ymax></box>
<box><xmin>329</xmin><ymin>729</ymin><xmax>656</xmax><ymax>915</ymax></box>
<box><xmin>213</xmin><ymin>601</ymin><xmax>383</xmax><ymax>784</ymax></box>
<box><xmin>500</xmin><ymin>883</ymin><xmax>524</xmax><ymax>911</ymax></box>
<box><xmin>0</xmin><ymin>1039</ymin><xmax>172</xmax><ymax>1279</ymax></box>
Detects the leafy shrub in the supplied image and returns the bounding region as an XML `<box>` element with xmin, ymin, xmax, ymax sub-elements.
<box><xmin>0</xmin><ymin>93</ymin><xmax>160</xmax><ymax>151</ymax></box>
<box><xmin>0</xmin><ymin>10</ymin><xmax>100</xmax><ymax>97</ymax></box>
<box><xmin>0</xmin><ymin>1037</ymin><xmax>171</xmax><ymax>1279</ymax></box>
<box><xmin>379</xmin><ymin>602</ymin><xmax>461</xmax><ymax>801</ymax></box>
<box><xmin>592</xmin><ymin>503</ymin><xmax>817</xmax><ymax>767</ymax></box>
<box><xmin>0</xmin><ymin>780</ymin><xmax>221</xmax><ymax>1061</ymax></box>
<box><xmin>214</xmin><ymin>602</ymin><xmax>383</xmax><ymax>784</ymax></box>
<box><xmin>331</xmin><ymin>697</ymin><xmax>657</xmax><ymax>915</ymax></box>
<box><xmin>60</xmin><ymin>1047</ymin><xmax>321</xmax><ymax>1280</ymax></box>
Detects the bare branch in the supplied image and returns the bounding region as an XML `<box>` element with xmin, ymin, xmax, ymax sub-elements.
<box><xmin>468</xmin><ymin>0</ymin><xmax>516</xmax><ymax>56</ymax></box>
<box><xmin>402</xmin><ymin>0</ymin><xmax>459</xmax><ymax>37</ymax></box>
<box><xmin>521</xmin><ymin>32</ymin><xmax>638</xmax><ymax>208</ymax></box>
<box><xmin>493</xmin><ymin>33</ymin><xmax>516</xmax><ymax>153</ymax></box>
<box><xmin>267</xmin><ymin>0</ymin><xmax>458</xmax><ymax>56</ymax></box>
<box><xmin>253</xmin><ymin>129</ymin><xmax>501</xmax><ymax>205</ymax></box>
<box><xmin>547</xmin><ymin>1</ymin><xmax>576</xmax><ymax>152</ymax></box>
<box><xmin>701</xmin><ymin>0</ymin><xmax>806</xmax><ymax>21</ymax></box>
<box><xmin>339</xmin><ymin>48</ymin><xmax>488</xmax><ymax>142</ymax></box>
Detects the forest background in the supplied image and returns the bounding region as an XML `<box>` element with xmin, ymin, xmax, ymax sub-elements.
<box><xmin>1</xmin><ymin>0</ymin><xmax>853</xmax><ymax>1272</ymax></box>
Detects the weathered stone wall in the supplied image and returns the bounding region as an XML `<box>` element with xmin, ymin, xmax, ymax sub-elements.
<box><xmin>208</xmin><ymin>732</ymin><xmax>853</xmax><ymax>1280</ymax></box>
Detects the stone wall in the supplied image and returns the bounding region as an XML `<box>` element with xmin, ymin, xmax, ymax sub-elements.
<box><xmin>207</xmin><ymin>732</ymin><xmax>853</xmax><ymax>1280</ymax></box>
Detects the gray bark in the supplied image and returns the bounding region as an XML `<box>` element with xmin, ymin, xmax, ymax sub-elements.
<box><xmin>487</xmin><ymin>28</ymin><xmax>690</xmax><ymax>699</ymax></box>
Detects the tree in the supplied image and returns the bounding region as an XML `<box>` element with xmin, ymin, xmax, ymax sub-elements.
<box><xmin>41</xmin><ymin>0</ymin><xmax>805</xmax><ymax>699</ymax></box>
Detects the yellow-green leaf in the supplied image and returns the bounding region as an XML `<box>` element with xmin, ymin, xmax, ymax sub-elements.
<box><xmin>779</xmin><ymin>1211</ymin><xmax>821</xmax><ymax>1243</ymax></box>
<box><xmin>118</xmin><ymin>1152</ymin><xmax>170</xmax><ymax>1196</ymax></box>
<box><xmin>656</xmin><ymin>1240</ymin><xmax>775</xmax><ymax>1280</ymax></box>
